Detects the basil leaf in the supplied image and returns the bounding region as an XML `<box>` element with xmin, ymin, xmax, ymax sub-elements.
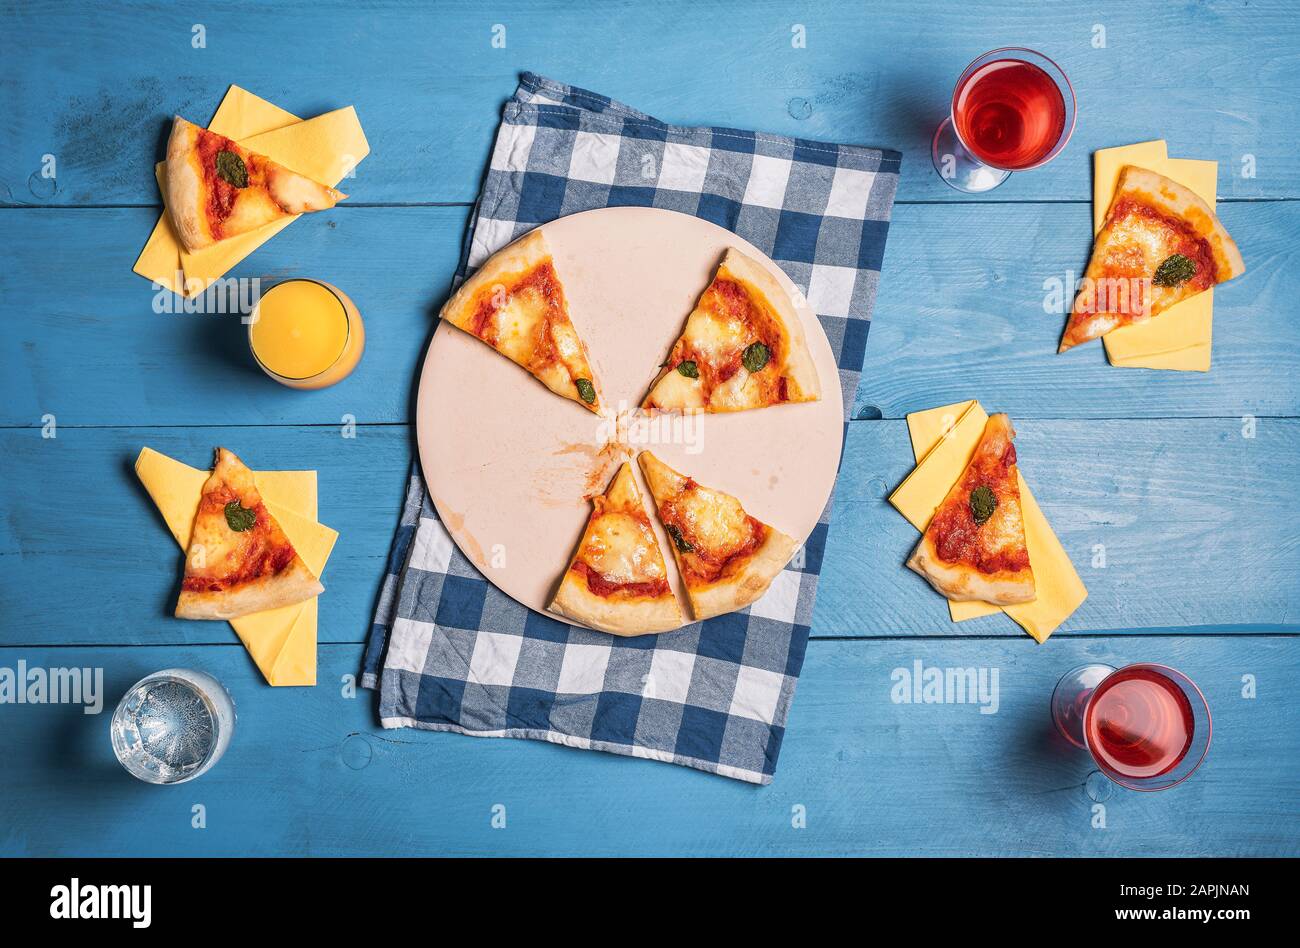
<box><xmin>666</xmin><ymin>523</ymin><xmax>694</xmax><ymax>554</ymax></box>
<box><xmin>215</xmin><ymin>150</ymin><xmax>248</xmax><ymax>189</ymax></box>
<box><xmin>1153</xmin><ymin>253</ymin><xmax>1196</xmax><ymax>287</ymax></box>
<box><xmin>968</xmin><ymin>486</ymin><xmax>997</xmax><ymax>526</ymax></box>
<box><xmin>676</xmin><ymin>360</ymin><xmax>699</xmax><ymax>379</ymax></box>
<box><xmin>224</xmin><ymin>499</ymin><xmax>257</xmax><ymax>532</ymax></box>
<box><xmin>742</xmin><ymin>341</ymin><xmax>770</xmax><ymax>373</ymax></box>
<box><xmin>575</xmin><ymin>378</ymin><xmax>596</xmax><ymax>404</ymax></box>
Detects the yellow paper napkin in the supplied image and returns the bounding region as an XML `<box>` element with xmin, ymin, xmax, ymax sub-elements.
<box><xmin>890</xmin><ymin>401</ymin><xmax>1087</xmax><ymax>643</ymax></box>
<box><xmin>133</xmin><ymin>86</ymin><xmax>369</xmax><ymax>297</ymax></box>
<box><xmin>1091</xmin><ymin>141</ymin><xmax>1218</xmax><ymax>371</ymax></box>
<box><xmin>134</xmin><ymin>447</ymin><xmax>338</xmax><ymax>685</ymax></box>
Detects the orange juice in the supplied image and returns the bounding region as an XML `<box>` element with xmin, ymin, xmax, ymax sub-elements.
<box><xmin>249</xmin><ymin>279</ymin><xmax>364</xmax><ymax>389</ymax></box>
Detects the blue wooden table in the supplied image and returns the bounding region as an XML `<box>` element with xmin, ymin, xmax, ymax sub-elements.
<box><xmin>2</xmin><ymin>0</ymin><xmax>1298</xmax><ymax>857</ymax></box>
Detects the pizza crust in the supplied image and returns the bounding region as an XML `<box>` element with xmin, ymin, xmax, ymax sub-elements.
<box><xmin>1117</xmin><ymin>167</ymin><xmax>1245</xmax><ymax>280</ymax></box>
<box><xmin>717</xmin><ymin>248</ymin><xmax>821</xmax><ymax>401</ymax></box>
<box><xmin>176</xmin><ymin>556</ymin><xmax>324</xmax><ymax>620</ymax></box>
<box><xmin>549</xmin><ymin>575</ymin><xmax>683</xmax><ymax>635</ymax></box>
<box><xmin>165</xmin><ymin>117</ymin><xmax>208</xmax><ymax>253</ymax></box>
<box><xmin>907</xmin><ymin>537</ymin><xmax>1035</xmax><ymax>605</ymax></box>
<box><xmin>688</xmin><ymin>526</ymin><xmax>798</xmax><ymax>621</ymax></box>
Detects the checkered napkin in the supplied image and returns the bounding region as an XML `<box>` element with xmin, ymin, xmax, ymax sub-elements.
<box><xmin>361</xmin><ymin>73</ymin><xmax>899</xmax><ymax>784</ymax></box>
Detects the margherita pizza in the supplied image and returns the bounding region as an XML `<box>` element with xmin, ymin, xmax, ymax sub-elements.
<box><xmin>642</xmin><ymin>248</ymin><xmax>819</xmax><ymax>413</ymax></box>
<box><xmin>637</xmin><ymin>451</ymin><xmax>796</xmax><ymax>621</ymax></box>
<box><xmin>907</xmin><ymin>414</ymin><xmax>1036</xmax><ymax>605</ymax></box>
<box><xmin>165</xmin><ymin>116</ymin><xmax>346</xmax><ymax>252</ymax></box>
<box><xmin>440</xmin><ymin>229</ymin><xmax>603</xmax><ymax>412</ymax></box>
<box><xmin>175</xmin><ymin>448</ymin><xmax>324</xmax><ymax>620</ymax></box>
<box><xmin>1059</xmin><ymin>165</ymin><xmax>1245</xmax><ymax>352</ymax></box>
<box><xmin>549</xmin><ymin>463</ymin><xmax>683</xmax><ymax>635</ymax></box>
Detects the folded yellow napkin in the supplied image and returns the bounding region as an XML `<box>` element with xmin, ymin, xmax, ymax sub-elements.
<box><xmin>889</xmin><ymin>401</ymin><xmax>1087</xmax><ymax>643</ymax></box>
<box><xmin>133</xmin><ymin>85</ymin><xmax>369</xmax><ymax>297</ymax></box>
<box><xmin>1092</xmin><ymin>141</ymin><xmax>1218</xmax><ymax>371</ymax></box>
<box><xmin>135</xmin><ymin>447</ymin><xmax>338</xmax><ymax>685</ymax></box>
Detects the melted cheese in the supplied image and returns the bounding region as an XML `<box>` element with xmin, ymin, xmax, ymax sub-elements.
<box><xmin>582</xmin><ymin>512</ymin><xmax>663</xmax><ymax>584</ymax></box>
<box><xmin>678</xmin><ymin>484</ymin><xmax>748</xmax><ymax>556</ymax></box>
<box><xmin>491</xmin><ymin>291</ymin><xmax>545</xmax><ymax>365</ymax></box>
<box><xmin>687</xmin><ymin>309</ymin><xmax>747</xmax><ymax>366</ymax></box>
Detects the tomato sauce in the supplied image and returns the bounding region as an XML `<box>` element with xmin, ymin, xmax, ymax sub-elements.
<box><xmin>181</xmin><ymin>488</ymin><xmax>296</xmax><ymax>592</ymax></box>
<box><xmin>570</xmin><ymin>560</ymin><xmax>669</xmax><ymax>600</ymax></box>
<box><xmin>196</xmin><ymin>129</ymin><xmax>242</xmax><ymax>240</ymax></box>
<box><xmin>927</xmin><ymin>441</ymin><xmax>1030</xmax><ymax>575</ymax></box>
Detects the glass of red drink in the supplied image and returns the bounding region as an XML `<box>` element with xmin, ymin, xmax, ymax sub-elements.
<box><xmin>932</xmin><ymin>47</ymin><xmax>1076</xmax><ymax>193</ymax></box>
<box><xmin>1051</xmin><ymin>663</ymin><xmax>1211</xmax><ymax>791</ymax></box>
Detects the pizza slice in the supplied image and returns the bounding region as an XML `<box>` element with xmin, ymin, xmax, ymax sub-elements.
<box><xmin>907</xmin><ymin>413</ymin><xmax>1036</xmax><ymax>605</ymax></box>
<box><xmin>439</xmin><ymin>229</ymin><xmax>602</xmax><ymax>413</ymax></box>
<box><xmin>165</xmin><ymin>116</ymin><xmax>346</xmax><ymax>252</ymax></box>
<box><xmin>1059</xmin><ymin>165</ymin><xmax>1246</xmax><ymax>352</ymax></box>
<box><xmin>642</xmin><ymin>248</ymin><xmax>819</xmax><ymax>413</ymax></box>
<box><xmin>637</xmin><ymin>451</ymin><xmax>797</xmax><ymax>621</ymax></box>
<box><xmin>549</xmin><ymin>463</ymin><xmax>683</xmax><ymax>635</ymax></box>
<box><xmin>175</xmin><ymin>448</ymin><xmax>324</xmax><ymax>620</ymax></box>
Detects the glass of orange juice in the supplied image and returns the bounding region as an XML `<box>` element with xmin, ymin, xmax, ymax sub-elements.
<box><xmin>248</xmin><ymin>279</ymin><xmax>365</xmax><ymax>389</ymax></box>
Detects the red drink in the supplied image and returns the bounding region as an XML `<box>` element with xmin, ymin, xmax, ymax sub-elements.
<box><xmin>953</xmin><ymin>59</ymin><xmax>1067</xmax><ymax>170</ymax></box>
<box><xmin>1084</xmin><ymin>667</ymin><xmax>1195</xmax><ymax>780</ymax></box>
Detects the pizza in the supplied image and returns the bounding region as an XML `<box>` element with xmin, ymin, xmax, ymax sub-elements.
<box><xmin>907</xmin><ymin>413</ymin><xmax>1036</xmax><ymax>605</ymax></box>
<box><xmin>642</xmin><ymin>248</ymin><xmax>819</xmax><ymax>413</ymax></box>
<box><xmin>440</xmin><ymin>229</ymin><xmax>602</xmax><ymax>412</ymax></box>
<box><xmin>637</xmin><ymin>451</ymin><xmax>797</xmax><ymax>621</ymax></box>
<box><xmin>165</xmin><ymin>116</ymin><xmax>346</xmax><ymax>252</ymax></box>
<box><xmin>175</xmin><ymin>448</ymin><xmax>324</xmax><ymax>620</ymax></box>
<box><xmin>549</xmin><ymin>463</ymin><xmax>683</xmax><ymax>635</ymax></box>
<box><xmin>1059</xmin><ymin>165</ymin><xmax>1246</xmax><ymax>352</ymax></box>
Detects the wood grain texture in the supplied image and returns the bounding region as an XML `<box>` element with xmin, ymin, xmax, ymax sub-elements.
<box><xmin>3</xmin><ymin>201</ymin><xmax>1295</xmax><ymax>428</ymax></box>
<box><xmin>3</xmin><ymin>420</ymin><xmax>1296</xmax><ymax>647</ymax></box>
<box><xmin>0</xmin><ymin>639</ymin><xmax>1294</xmax><ymax>857</ymax></box>
<box><xmin>1</xmin><ymin>0</ymin><xmax>1295</xmax><ymax>206</ymax></box>
<box><xmin>3</xmin><ymin>0</ymin><xmax>1298</xmax><ymax>858</ymax></box>
<box><xmin>816</xmin><ymin>418</ymin><xmax>1300</xmax><ymax>636</ymax></box>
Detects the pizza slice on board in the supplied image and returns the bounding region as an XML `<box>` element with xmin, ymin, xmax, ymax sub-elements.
<box><xmin>165</xmin><ymin>116</ymin><xmax>346</xmax><ymax>252</ymax></box>
<box><xmin>907</xmin><ymin>413</ymin><xmax>1036</xmax><ymax>605</ymax></box>
<box><xmin>642</xmin><ymin>248</ymin><xmax>819</xmax><ymax>413</ymax></box>
<box><xmin>1059</xmin><ymin>165</ymin><xmax>1245</xmax><ymax>352</ymax></box>
<box><xmin>439</xmin><ymin>228</ymin><xmax>603</xmax><ymax>413</ymax></box>
<box><xmin>549</xmin><ymin>463</ymin><xmax>684</xmax><ymax>635</ymax></box>
<box><xmin>637</xmin><ymin>451</ymin><xmax>797</xmax><ymax>621</ymax></box>
<box><xmin>176</xmin><ymin>448</ymin><xmax>324</xmax><ymax>620</ymax></box>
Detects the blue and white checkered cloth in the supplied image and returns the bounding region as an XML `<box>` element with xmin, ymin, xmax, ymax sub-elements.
<box><xmin>362</xmin><ymin>73</ymin><xmax>899</xmax><ymax>784</ymax></box>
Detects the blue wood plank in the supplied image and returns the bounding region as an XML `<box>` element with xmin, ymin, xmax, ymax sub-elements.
<box><xmin>0</xmin><ymin>426</ymin><xmax>411</xmax><ymax>648</ymax></box>
<box><xmin>0</xmin><ymin>206</ymin><xmax>467</xmax><ymax>429</ymax></box>
<box><xmin>3</xmin><ymin>201</ymin><xmax>1296</xmax><ymax>428</ymax></box>
<box><xmin>1</xmin><ymin>638</ymin><xmax>1294</xmax><ymax>856</ymax></box>
<box><xmin>815</xmin><ymin>417</ymin><xmax>1300</xmax><ymax>637</ymax></box>
<box><xmin>3</xmin><ymin>419</ymin><xmax>1296</xmax><ymax>648</ymax></box>
<box><xmin>1</xmin><ymin>1</ymin><xmax>1295</xmax><ymax>206</ymax></box>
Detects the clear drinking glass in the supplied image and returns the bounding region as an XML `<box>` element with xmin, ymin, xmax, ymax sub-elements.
<box><xmin>932</xmin><ymin>47</ymin><xmax>1076</xmax><ymax>193</ymax></box>
<box><xmin>1051</xmin><ymin>662</ymin><xmax>1211</xmax><ymax>792</ymax></box>
<box><xmin>110</xmin><ymin>668</ymin><xmax>236</xmax><ymax>784</ymax></box>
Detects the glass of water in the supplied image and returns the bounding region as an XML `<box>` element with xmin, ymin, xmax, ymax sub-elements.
<box><xmin>110</xmin><ymin>669</ymin><xmax>235</xmax><ymax>784</ymax></box>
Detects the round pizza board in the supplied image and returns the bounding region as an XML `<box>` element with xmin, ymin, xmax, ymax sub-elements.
<box><xmin>415</xmin><ymin>206</ymin><xmax>844</xmax><ymax>631</ymax></box>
